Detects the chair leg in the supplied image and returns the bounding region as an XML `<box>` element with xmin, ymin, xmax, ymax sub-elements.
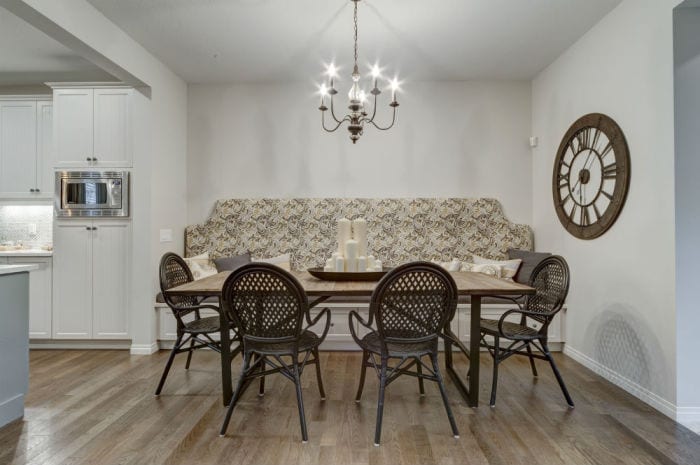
<box><xmin>312</xmin><ymin>348</ymin><xmax>326</xmax><ymax>400</ymax></box>
<box><xmin>185</xmin><ymin>338</ymin><xmax>195</xmax><ymax>370</ymax></box>
<box><xmin>355</xmin><ymin>350</ymin><xmax>369</xmax><ymax>403</ymax></box>
<box><xmin>416</xmin><ymin>357</ymin><xmax>425</xmax><ymax>397</ymax></box>
<box><xmin>257</xmin><ymin>354</ymin><xmax>265</xmax><ymax>397</ymax></box>
<box><xmin>490</xmin><ymin>335</ymin><xmax>500</xmax><ymax>407</ymax></box>
<box><xmin>542</xmin><ymin>341</ymin><xmax>574</xmax><ymax>408</ymax></box>
<box><xmin>220</xmin><ymin>352</ymin><xmax>251</xmax><ymax>436</ymax></box>
<box><xmin>155</xmin><ymin>336</ymin><xmax>182</xmax><ymax>395</ymax></box>
<box><xmin>431</xmin><ymin>353</ymin><xmax>459</xmax><ymax>438</ymax></box>
<box><xmin>374</xmin><ymin>357</ymin><xmax>388</xmax><ymax>446</ymax></box>
<box><xmin>292</xmin><ymin>358</ymin><xmax>309</xmax><ymax>443</ymax></box>
<box><xmin>526</xmin><ymin>343</ymin><xmax>538</xmax><ymax>377</ymax></box>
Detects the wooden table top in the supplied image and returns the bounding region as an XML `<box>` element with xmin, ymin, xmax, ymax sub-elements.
<box><xmin>165</xmin><ymin>270</ymin><xmax>535</xmax><ymax>297</ymax></box>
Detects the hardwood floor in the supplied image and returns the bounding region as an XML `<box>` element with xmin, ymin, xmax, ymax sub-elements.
<box><xmin>1</xmin><ymin>350</ymin><xmax>698</xmax><ymax>465</ymax></box>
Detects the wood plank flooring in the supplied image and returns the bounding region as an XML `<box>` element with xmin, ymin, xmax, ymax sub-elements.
<box><xmin>0</xmin><ymin>350</ymin><xmax>698</xmax><ymax>465</ymax></box>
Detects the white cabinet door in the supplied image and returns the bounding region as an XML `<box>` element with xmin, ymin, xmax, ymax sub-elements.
<box><xmin>9</xmin><ymin>257</ymin><xmax>52</xmax><ymax>338</ymax></box>
<box><xmin>0</xmin><ymin>101</ymin><xmax>37</xmax><ymax>196</ymax></box>
<box><xmin>36</xmin><ymin>101</ymin><xmax>53</xmax><ymax>196</ymax></box>
<box><xmin>53</xmin><ymin>222</ymin><xmax>93</xmax><ymax>339</ymax></box>
<box><xmin>53</xmin><ymin>89</ymin><xmax>93</xmax><ymax>167</ymax></box>
<box><xmin>92</xmin><ymin>221</ymin><xmax>130</xmax><ymax>338</ymax></box>
<box><xmin>93</xmin><ymin>89</ymin><xmax>132</xmax><ymax>167</ymax></box>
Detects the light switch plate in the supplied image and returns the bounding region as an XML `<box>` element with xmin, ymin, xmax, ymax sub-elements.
<box><xmin>159</xmin><ymin>229</ymin><xmax>173</xmax><ymax>243</ymax></box>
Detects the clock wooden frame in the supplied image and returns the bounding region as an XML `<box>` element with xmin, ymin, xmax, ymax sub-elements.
<box><xmin>552</xmin><ymin>113</ymin><xmax>630</xmax><ymax>240</ymax></box>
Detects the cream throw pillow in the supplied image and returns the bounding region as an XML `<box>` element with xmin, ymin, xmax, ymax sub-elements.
<box><xmin>471</xmin><ymin>254</ymin><xmax>522</xmax><ymax>280</ymax></box>
<box><xmin>183</xmin><ymin>252</ymin><xmax>218</xmax><ymax>280</ymax></box>
<box><xmin>461</xmin><ymin>262</ymin><xmax>504</xmax><ymax>278</ymax></box>
<box><xmin>252</xmin><ymin>253</ymin><xmax>292</xmax><ymax>271</ymax></box>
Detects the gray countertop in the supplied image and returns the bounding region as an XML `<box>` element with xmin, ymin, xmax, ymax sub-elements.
<box><xmin>0</xmin><ymin>250</ymin><xmax>53</xmax><ymax>257</ymax></box>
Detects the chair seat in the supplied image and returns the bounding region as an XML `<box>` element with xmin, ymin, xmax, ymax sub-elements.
<box><xmin>358</xmin><ymin>331</ymin><xmax>436</xmax><ymax>356</ymax></box>
<box><xmin>480</xmin><ymin>318</ymin><xmax>539</xmax><ymax>339</ymax></box>
<box><xmin>245</xmin><ymin>330</ymin><xmax>321</xmax><ymax>354</ymax></box>
<box><xmin>183</xmin><ymin>316</ymin><xmax>220</xmax><ymax>334</ymax></box>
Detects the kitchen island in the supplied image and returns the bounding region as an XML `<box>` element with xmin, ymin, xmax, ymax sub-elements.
<box><xmin>0</xmin><ymin>264</ymin><xmax>37</xmax><ymax>428</ymax></box>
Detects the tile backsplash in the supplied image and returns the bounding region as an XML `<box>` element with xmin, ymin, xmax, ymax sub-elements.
<box><xmin>0</xmin><ymin>205</ymin><xmax>53</xmax><ymax>245</ymax></box>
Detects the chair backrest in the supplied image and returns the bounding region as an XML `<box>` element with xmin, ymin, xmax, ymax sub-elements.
<box><xmin>525</xmin><ymin>255</ymin><xmax>570</xmax><ymax>323</ymax></box>
<box><xmin>222</xmin><ymin>263</ymin><xmax>307</xmax><ymax>342</ymax></box>
<box><xmin>370</xmin><ymin>261</ymin><xmax>458</xmax><ymax>343</ymax></box>
<box><xmin>159</xmin><ymin>252</ymin><xmax>198</xmax><ymax>310</ymax></box>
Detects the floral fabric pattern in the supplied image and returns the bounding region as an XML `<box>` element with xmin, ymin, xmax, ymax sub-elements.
<box><xmin>185</xmin><ymin>198</ymin><xmax>534</xmax><ymax>270</ymax></box>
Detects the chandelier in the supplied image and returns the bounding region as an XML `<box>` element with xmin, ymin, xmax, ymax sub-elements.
<box><xmin>318</xmin><ymin>0</ymin><xmax>400</xmax><ymax>144</ymax></box>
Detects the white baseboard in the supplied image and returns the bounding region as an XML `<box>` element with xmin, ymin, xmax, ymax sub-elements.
<box><xmin>564</xmin><ymin>345</ymin><xmax>676</xmax><ymax>419</ymax></box>
<box><xmin>676</xmin><ymin>407</ymin><xmax>700</xmax><ymax>434</ymax></box>
<box><xmin>0</xmin><ymin>394</ymin><xmax>24</xmax><ymax>428</ymax></box>
<box><xmin>30</xmin><ymin>340</ymin><xmax>131</xmax><ymax>350</ymax></box>
<box><xmin>130</xmin><ymin>342</ymin><xmax>159</xmax><ymax>355</ymax></box>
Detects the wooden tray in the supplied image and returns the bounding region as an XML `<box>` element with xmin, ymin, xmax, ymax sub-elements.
<box><xmin>307</xmin><ymin>267</ymin><xmax>391</xmax><ymax>282</ymax></box>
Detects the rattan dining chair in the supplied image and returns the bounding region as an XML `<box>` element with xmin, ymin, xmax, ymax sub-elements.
<box><xmin>219</xmin><ymin>263</ymin><xmax>331</xmax><ymax>443</ymax></box>
<box><xmin>479</xmin><ymin>255</ymin><xmax>574</xmax><ymax>407</ymax></box>
<box><xmin>350</xmin><ymin>261</ymin><xmax>460</xmax><ymax>446</ymax></box>
<box><xmin>156</xmin><ymin>252</ymin><xmax>238</xmax><ymax>395</ymax></box>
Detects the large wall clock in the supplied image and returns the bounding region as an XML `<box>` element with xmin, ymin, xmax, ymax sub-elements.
<box><xmin>552</xmin><ymin>113</ymin><xmax>630</xmax><ymax>240</ymax></box>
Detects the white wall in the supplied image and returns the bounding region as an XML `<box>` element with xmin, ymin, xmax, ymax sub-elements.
<box><xmin>187</xmin><ymin>81</ymin><xmax>532</xmax><ymax>225</ymax></box>
<box><xmin>532</xmin><ymin>0</ymin><xmax>680</xmax><ymax>414</ymax></box>
<box><xmin>673</xmin><ymin>4</ymin><xmax>700</xmax><ymax>429</ymax></box>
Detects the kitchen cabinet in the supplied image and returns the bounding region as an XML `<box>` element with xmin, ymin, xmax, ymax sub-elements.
<box><xmin>8</xmin><ymin>257</ymin><xmax>52</xmax><ymax>339</ymax></box>
<box><xmin>52</xmin><ymin>86</ymin><xmax>132</xmax><ymax>168</ymax></box>
<box><xmin>53</xmin><ymin>221</ymin><xmax>130</xmax><ymax>339</ymax></box>
<box><xmin>0</xmin><ymin>99</ymin><xmax>52</xmax><ymax>199</ymax></box>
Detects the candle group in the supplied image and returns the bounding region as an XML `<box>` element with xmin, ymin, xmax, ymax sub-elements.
<box><xmin>323</xmin><ymin>218</ymin><xmax>383</xmax><ymax>272</ymax></box>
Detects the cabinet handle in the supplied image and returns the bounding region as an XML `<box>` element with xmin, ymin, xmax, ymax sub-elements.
<box><xmin>35</xmin><ymin>188</ymin><xmax>40</xmax><ymax>193</ymax></box>
<box><xmin>86</xmin><ymin>226</ymin><xmax>91</xmax><ymax>230</ymax></box>
<box><xmin>92</xmin><ymin>227</ymin><xmax>97</xmax><ymax>231</ymax></box>
<box><xmin>93</xmin><ymin>157</ymin><xmax>98</xmax><ymax>162</ymax></box>
<box><xmin>86</xmin><ymin>157</ymin><xmax>91</xmax><ymax>162</ymax></box>
<box><xmin>30</xmin><ymin>188</ymin><xmax>35</xmax><ymax>192</ymax></box>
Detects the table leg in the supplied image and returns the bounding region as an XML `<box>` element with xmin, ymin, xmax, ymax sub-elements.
<box><xmin>444</xmin><ymin>312</ymin><xmax>471</xmax><ymax>405</ymax></box>
<box><xmin>468</xmin><ymin>295</ymin><xmax>481</xmax><ymax>407</ymax></box>
<box><xmin>219</xmin><ymin>297</ymin><xmax>233</xmax><ymax>406</ymax></box>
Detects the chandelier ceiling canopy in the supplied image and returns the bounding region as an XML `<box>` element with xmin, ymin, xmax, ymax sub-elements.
<box><xmin>318</xmin><ymin>0</ymin><xmax>400</xmax><ymax>144</ymax></box>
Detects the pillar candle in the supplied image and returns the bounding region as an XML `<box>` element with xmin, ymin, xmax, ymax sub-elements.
<box><xmin>335</xmin><ymin>256</ymin><xmax>345</xmax><ymax>272</ymax></box>
<box><xmin>337</xmin><ymin>218</ymin><xmax>352</xmax><ymax>255</ymax></box>
<box><xmin>367</xmin><ymin>255</ymin><xmax>375</xmax><ymax>271</ymax></box>
<box><xmin>374</xmin><ymin>259</ymin><xmax>383</xmax><ymax>271</ymax></box>
<box><xmin>352</xmin><ymin>218</ymin><xmax>368</xmax><ymax>256</ymax></box>
<box><xmin>357</xmin><ymin>256</ymin><xmax>367</xmax><ymax>272</ymax></box>
<box><xmin>345</xmin><ymin>239</ymin><xmax>358</xmax><ymax>272</ymax></box>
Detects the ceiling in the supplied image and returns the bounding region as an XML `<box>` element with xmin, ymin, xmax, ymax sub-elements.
<box><xmin>0</xmin><ymin>7</ymin><xmax>115</xmax><ymax>87</ymax></box>
<box><xmin>87</xmin><ymin>0</ymin><xmax>622</xmax><ymax>84</ymax></box>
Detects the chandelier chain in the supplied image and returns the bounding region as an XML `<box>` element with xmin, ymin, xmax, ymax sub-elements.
<box><xmin>353</xmin><ymin>0</ymin><xmax>358</xmax><ymax>69</ymax></box>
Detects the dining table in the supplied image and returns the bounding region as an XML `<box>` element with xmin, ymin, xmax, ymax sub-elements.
<box><xmin>164</xmin><ymin>269</ymin><xmax>535</xmax><ymax>408</ymax></box>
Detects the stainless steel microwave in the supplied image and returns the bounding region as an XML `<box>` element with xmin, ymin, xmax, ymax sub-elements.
<box><xmin>55</xmin><ymin>171</ymin><xmax>129</xmax><ymax>218</ymax></box>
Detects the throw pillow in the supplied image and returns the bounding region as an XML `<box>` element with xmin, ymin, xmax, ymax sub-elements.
<box><xmin>461</xmin><ymin>262</ymin><xmax>503</xmax><ymax>278</ymax></box>
<box><xmin>431</xmin><ymin>258</ymin><xmax>464</xmax><ymax>272</ymax></box>
<box><xmin>507</xmin><ymin>249</ymin><xmax>551</xmax><ymax>284</ymax></box>
<box><xmin>252</xmin><ymin>253</ymin><xmax>292</xmax><ymax>271</ymax></box>
<box><xmin>472</xmin><ymin>254</ymin><xmax>522</xmax><ymax>280</ymax></box>
<box><xmin>183</xmin><ymin>252</ymin><xmax>218</xmax><ymax>280</ymax></box>
<box><xmin>214</xmin><ymin>252</ymin><xmax>252</xmax><ymax>272</ymax></box>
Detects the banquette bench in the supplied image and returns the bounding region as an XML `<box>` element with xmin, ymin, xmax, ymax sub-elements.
<box><xmin>155</xmin><ymin>198</ymin><xmax>566</xmax><ymax>350</ymax></box>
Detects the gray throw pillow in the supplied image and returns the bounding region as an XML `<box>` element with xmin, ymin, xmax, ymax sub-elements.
<box><xmin>507</xmin><ymin>249</ymin><xmax>551</xmax><ymax>284</ymax></box>
<box><xmin>214</xmin><ymin>252</ymin><xmax>251</xmax><ymax>272</ymax></box>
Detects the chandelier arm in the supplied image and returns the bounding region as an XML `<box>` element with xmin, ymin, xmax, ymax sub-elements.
<box><xmin>329</xmin><ymin>94</ymin><xmax>344</xmax><ymax>124</ymax></box>
<box><xmin>365</xmin><ymin>105</ymin><xmax>397</xmax><ymax>131</ymax></box>
<box><xmin>363</xmin><ymin>91</ymin><xmax>378</xmax><ymax>123</ymax></box>
<box><xmin>322</xmin><ymin>111</ymin><xmax>350</xmax><ymax>132</ymax></box>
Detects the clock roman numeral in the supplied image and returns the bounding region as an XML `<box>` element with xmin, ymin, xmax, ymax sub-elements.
<box><xmin>580</xmin><ymin>205</ymin><xmax>591</xmax><ymax>226</ymax></box>
<box><xmin>591</xmin><ymin>127</ymin><xmax>602</xmax><ymax>152</ymax></box>
<box><xmin>601</xmin><ymin>189</ymin><xmax>614</xmax><ymax>201</ymax></box>
<box><xmin>602</xmin><ymin>163</ymin><xmax>617</xmax><ymax>179</ymax></box>
<box><xmin>568</xmin><ymin>204</ymin><xmax>577</xmax><ymax>224</ymax></box>
<box><xmin>576</xmin><ymin>128</ymin><xmax>591</xmax><ymax>150</ymax></box>
<box><xmin>593</xmin><ymin>203</ymin><xmax>602</xmax><ymax>221</ymax></box>
<box><xmin>600</xmin><ymin>142</ymin><xmax>613</xmax><ymax>159</ymax></box>
<box><xmin>558</xmin><ymin>172</ymin><xmax>569</xmax><ymax>188</ymax></box>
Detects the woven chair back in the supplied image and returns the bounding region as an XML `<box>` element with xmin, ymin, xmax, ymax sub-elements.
<box><xmin>222</xmin><ymin>263</ymin><xmax>307</xmax><ymax>342</ymax></box>
<box><xmin>525</xmin><ymin>255</ymin><xmax>570</xmax><ymax>324</ymax></box>
<box><xmin>159</xmin><ymin>253</ymin><xmax>199</xmax><ymax>309</ymax></box>
<box><xmin>371</xmin><ymin>261</ymin><xmax>458</xmax><ymax>343</ymax></box>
